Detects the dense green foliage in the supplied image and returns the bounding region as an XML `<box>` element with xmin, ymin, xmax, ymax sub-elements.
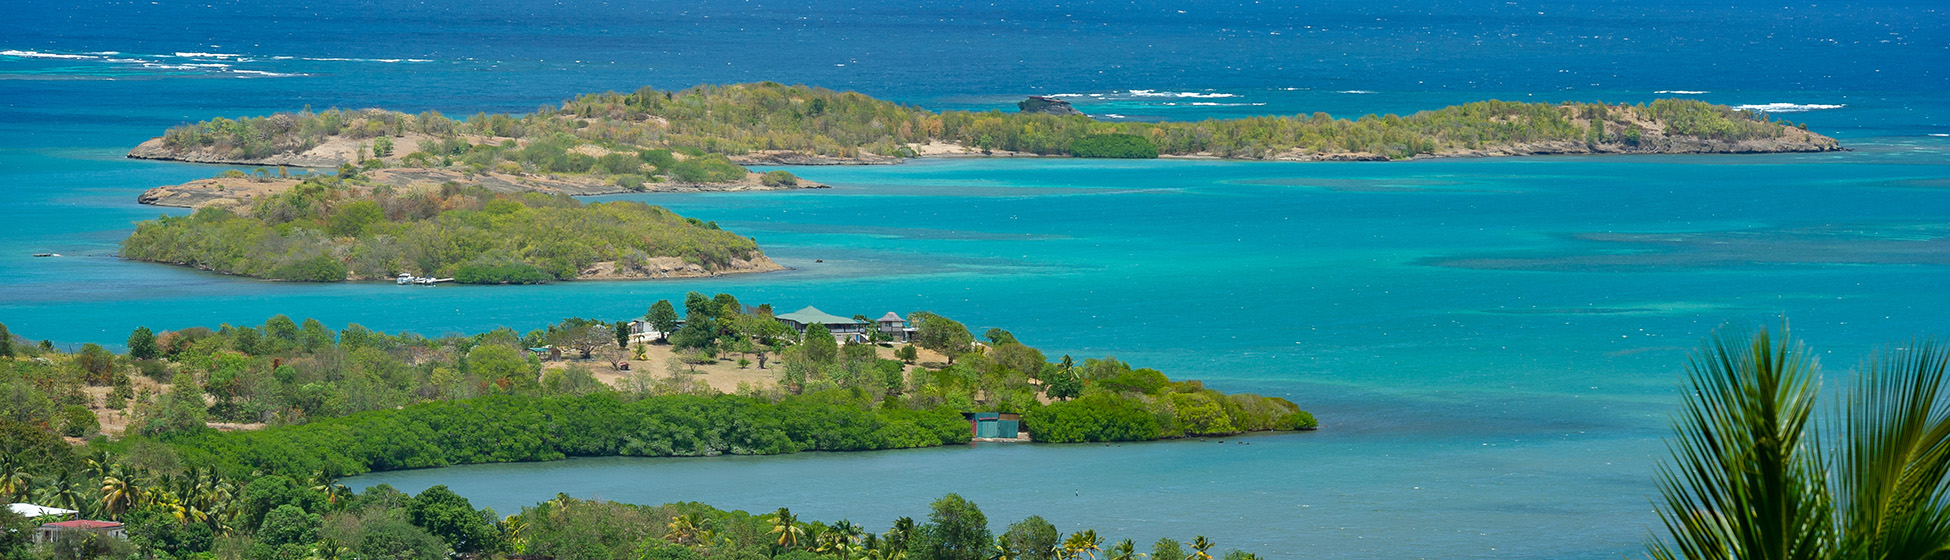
<box><xmin>120</xmin><ymin>178</ymin><xmax>764</xmax><ymax>283</ymax></box>
<box><xmin>1067</xmin><ymin>133</ymin><xmax>1159</xmax><ymax>158</ymax></box>
<box><xmin>157</xmin><ymin>82</ymin><xmax>1818</xmax><ymax>166</ymax></box>
<box><xmin>161</xmin><ymin>392</ymin><xmax>970</xmax><ymax>478</ymax></box>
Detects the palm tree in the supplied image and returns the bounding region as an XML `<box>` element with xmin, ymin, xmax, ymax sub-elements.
<box><xmin>35</xmin><ymin>473</ymin><xmax>87</xmax><ymax>513</ymax></box>
<box><xmin>1189</xmin><ymin>536</ymin><xmax>1215</xmax><ymax>560</ymax></box>
<box><xmin>1107</xmin><ymin>540</ymin><xmax>1137</xmax><ymax>560</ymax></box>
<box><xmin>667</xmin><ymin>513</ymin><xmax>704</xmax><ymax>545</ymax></box>
<box><xmin>1075</xmin><ymin>530</ymin><xmax>1103</xmax><ymax>560</ymax></box>
<box><xmin>0</xmin><ymin>456</ymin><xmax>32</xmax><ymax>500</ymax></box>
<box><xmin>992</xmin><ymin>537</ymin><xmax>1018</xmax><ymax>560</ymax></box>
<box><xmin>770</xmin><ymin>507</ymin><xmax>804</xmax><ymax>550</ymax></box>
<box><xmin>98</xmin><ymin>464</ymin><xmax>139</xmax><ymax>519</ymax></box>
<box><xmin>1647</xmin><ymin>329</ymin><xmax>1950</xmax><ymax>560</ymax></box>
<box><xmin>885</xmin><ymin>516</ymin><xmax>916</xmax><ymax>553</ymax></box>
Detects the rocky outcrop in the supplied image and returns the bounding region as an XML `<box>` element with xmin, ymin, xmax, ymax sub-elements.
<box><xmin>728</xmin><ymin>150</ymin><xmax>904</xmax><ymax>166</ymax></box>
<box><xmin>136</xmin><ymin>168</ymin><xmax>827</xmax><ymax>210</ymax></box>
<box><xmin>1018</xmin><ymin>96</ymin><xmax>1084</xmax><ymax>116</ymax></box>
<box><xmin>578</xmin><ymin>255</ymin><xmax>786</xmax><ymax>280</ymax></box>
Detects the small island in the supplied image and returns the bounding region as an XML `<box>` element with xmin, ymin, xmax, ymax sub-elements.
<box><xmin>121</xmin><ymin>173</ymin><xmax>781</xmax><ymax>283</ymax></box>
<box><xmin>128</xmin><ymin>83</ymin><xmax>1842</xmax><ymax>174</ymax></box>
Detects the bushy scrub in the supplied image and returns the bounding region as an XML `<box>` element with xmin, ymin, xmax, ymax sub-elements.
<box><xmin>1068</xmin><ymin>133</ymin><xmax>1159</xmax><ymax>158</ymax></box>
<box><xmin>121</xmin><ymin>178</ymin><xmax>764</xmax><ymax>283</ymax></box>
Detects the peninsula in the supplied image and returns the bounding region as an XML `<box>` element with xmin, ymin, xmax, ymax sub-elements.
<box><xmin>0</xmin><ymin>300</ymin><xmax>1292</xmax><ymax>559</ymax></box>
<box><xmin>127</xmin><ymin>83</ymin><xmax>1841</xmax><ymax>175</ymax></box>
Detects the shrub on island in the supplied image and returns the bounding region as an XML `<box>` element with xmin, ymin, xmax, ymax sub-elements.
<box><xmin>1068</xmin><ymin>133</ymin><xmax>1160</xmax><ymax>158</ymax></box>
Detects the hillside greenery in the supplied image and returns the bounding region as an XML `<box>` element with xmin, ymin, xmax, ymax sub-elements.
<box><xmin>119</xmin><ymin>176</ymin><xmax>764</xmax><ymax>283</ymax></box>
<box><xmin>157</xmin><ymin>82</ymin><xmax>1817</xmax><ymax>164</ymax></box>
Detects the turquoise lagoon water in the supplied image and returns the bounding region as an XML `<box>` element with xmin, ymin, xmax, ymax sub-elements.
<box><xmin>4</xmin><ymin>0</ymin><xmax>1949</xmax><ymax>558</ymax></box>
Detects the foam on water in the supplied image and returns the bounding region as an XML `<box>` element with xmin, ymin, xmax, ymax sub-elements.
<box><xmin>1733</xmin><ymin>102</ymin><xmax>1846</xmax><ymax>112</ymax></box>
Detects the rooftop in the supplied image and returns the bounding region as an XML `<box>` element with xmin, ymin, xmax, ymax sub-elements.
<box><xmin>775</xmin><ymin>306</ymin><xmax>863</xmax><ymax>326</ymax></box>
<box><xmin>41</xmin><ymin>520</ymin><xmax>122</xmax><ymax>529</ymax></box>
<box><xmin>6</xmin><ymin>503</ymin><xmax>77</xmax><ymax>518</ymax></box>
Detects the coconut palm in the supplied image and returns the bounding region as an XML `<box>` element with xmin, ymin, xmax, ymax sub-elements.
<box><xmin>34</xmin><ymin>473</ymin><xmax>87</xmax><ymax>513</ymax></box>
<box><xmin>1189</xmin><ymin>536</ymin><xmax>1214</xmax><ymax>560</ymax></box>
<box><xmin>1074</xmin><ymin>530</ymin><xmax>1103</xmax><ymax>560</ymax></box>
<box><xmin>667</xmin><ymin>513</ymin><xmax>706</xmax><ymax>545</ymax></box>
<box><xmin>98</xmin><ymin>465</ymin><xmax>139</xmax><ymax>519</ymax></box>
<box><xmin>1106</xmin><ymin>540</ymin><xmax>1137</xmax><ymax>560</ymax></box>
<box><xmin>770</xmin><ymin>507</ymin><xmax>805</xmax><ymax>550</ymax></box>
<box><xmin>0</xmin><ymin>456</ymin><xmax>32</xmax><ymax>500</ymax></box>
<box><xmin>992</xmin><ymin>537</ymin><xmax>1019</xmax><ymax>560</ymax></box>
<box><xmin>885</xmin><ymin>516</ymin><xmax>916</xmax><ymax>553</ymax></box>
<box><xmin>1647</xmin><ymin>329</ymin><xmax>1950</xmax><ymax>560</ymax></box>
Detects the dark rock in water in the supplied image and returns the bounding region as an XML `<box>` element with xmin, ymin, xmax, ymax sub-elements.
<box><xmin>1018</xmin><ymin>96</ymin><xmax>1084</xmax><ymax>116</ymax></box>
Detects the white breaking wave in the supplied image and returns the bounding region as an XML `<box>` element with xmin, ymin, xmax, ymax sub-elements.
<box><xmin>1732</xmin><ymin>102</ymin><xmax>1845</xmax><ymax>113</ymax></box>
<box><xmin>231</xmin><ymin>69</ymin><xmax>300</xmax><ymax>76</ymax></box>
<box><xmin>1190</xmin><ymin>102</ymin><xmax>1268</xmax><ymax>106</ymax></box>
<box><xmin>1655</xmin><ymin>90</ymin><xmax>1709</xmax><ymax>94</ymax></box>
<box><xmin>173</xmin><ymin>52</ymin><xmax>243</xmax><ymax>58</ymax></box>
<box><xmin>1338</xmin><ymin>90</ymin><xmax>1376</xmax><ymax>94</ymax></box>
<box><xmin>1929</xmin><ymin>133</ymin><xmax>1949</xmax><ymax>137</ymax></box>
<box><xmin>300</xmin><ymin>56</ymin><xmax>430</xmax><ymax>63</ymax></box>
<box><xmin>1</xmin><ymin>49</ymin><xmax>98</xmax><ymax>60</ymax></box>
<box><xmin>1100</xmin><ymin>114</ymin><xmax>1128</xmax><ymax>119</ymax></box>
<box><xmin>1127</xmin><ymin>89</ymin><xmax>1238</xmax><ymax>98</ymax></box>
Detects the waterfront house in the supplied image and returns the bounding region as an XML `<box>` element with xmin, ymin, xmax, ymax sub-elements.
<box><xmin>877</xmin><ymin>312</ymin><xmax>917</xmax><ymax>342</ymax></box>
<box><xmin>774</xmin><ymin>306</ymin><xmax>868</xmax><ymax>340</ymax></box>
<box><xmin>5</xmin><ymin>503</ymin><xmax>76</xmax><ymax>520</ymax></box>
<box><xmin>35</xmin><ymin>520</ymin><xmax>125</xmax><ymax>543</ymax></box>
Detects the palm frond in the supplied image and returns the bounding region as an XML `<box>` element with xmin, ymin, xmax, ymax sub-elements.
<box><xmin>1649</xmin><ymin>327</ymin><xmax>1831</xmax><ymax>560</ymax></box>
<box><xmin>1834</xmin><ymin>338</ymin><xmax>1950</xmax><ymax>560</ymax></box>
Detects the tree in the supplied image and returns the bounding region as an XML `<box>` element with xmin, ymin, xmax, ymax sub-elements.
<box><xmin>59</xmin><ymin>405</ymin><xmax>97</xmax><ymax>438</ymax></box>
<box><xmin>1069</xmin><ymin>530</ymin><xmax>1103</xmax><ymax>560</ymax></box>
<box><xmin>896</xmin><ymin>345</ymin><xmax>919</xmax><ymax>364</ymax></box>
<box><xmin>1189</xmin><ymin>536</ymin><xmax>1214</xmax><ymax>560</ymax></box>
<box><xmin>1107</xmin><ymin>540</ymin><xmax>1137</xmax><ymax>560</ymax></box>
<box><xmin>407</xmin><ymin>485</ymin><xmax>499</xmax><ymax>553</ymax></box>
<box><xmin>770</xmin><ymin>507</ymin><xmax>805</xmax><ymax>550</ymax></box>
<box><xmin>127</xmin><ymin>327</ymin><xmax>159</xmax><ymax>360</ymax></box>
<box><xmin>74</xmin><ymin>343</ymin><xmax>116</xmax><ymax>385</ymax></box>
<box><xmin>984</xmin><ymin>328</ymin><xmax>1017</xmax><ymax>346</ymax></box>
<box><xmin>1151</xmin><ymin>538</ymin><xmax>1186</xmax><ymax>560</ymax></box>
<box><xmin>645</xmin><ymin>300</ymin><xmax>679</xmax><ymax>342</ymax></box>
<box><xmin>258</xmin><ymin>504</ymin><xmax>320</xmax><ymax>547</ymax></box>
<box><xmin>614</xmin><ymin>321</ymin><xmax>630</xmax><ymax>349</ymax></box>
<box><xmin>683</xmin><ymin>292</ymin><xmax>715</xmax><ymax>321</ymax></box>
<box><xmin>1646</xmin><ymin>328</ymin><xmax>1950</xmax><ymax>560</ymax></box>
<box><xmin>0</xmin><ymin>322</ymin><xmax>11</xmax><ymax>358</ymax></box>
<box><xmin>911</xmin><ymin>312</ymin><xmax>974</xmax><ymax>364</ymax></box>
<box><xmin>545</xmin><ymin>318</ymin><xmax>611</xmax><ymax>359</ymax></box>
<box><xmin>1043</xmin><ymin>369</ymin><xmax>1082</xmax><ymax>401</ymax></box>
<box><xmin>914</xmin><ymin>494</ymin><xmax>990</xmax><ymax>560</ymax></box>
<box><xmin>1002</xmin><ymin>516</ymin><xmax>1059</xmax><ymax>560</ymax></box>
<box><xmin>802</xmin><ymin>324</ymin><xmax>838</xmax><ymax>365</ymax></box>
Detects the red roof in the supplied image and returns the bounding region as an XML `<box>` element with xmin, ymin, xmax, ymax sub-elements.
<box><xmin>42</xmin><ymin>520</ymin><xmax>122</xmax><ymax>529</ymax></box>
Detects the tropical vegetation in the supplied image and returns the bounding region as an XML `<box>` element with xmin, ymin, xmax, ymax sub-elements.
<box><xmin>1646</xmin><ymin>327</ymin><xmax>1950</xmax><ymax>560</ymax></box>
<box><xmin>120</xmin><ymin>176</ymin><xmax>765</xmax><ymax>283</ymax></box>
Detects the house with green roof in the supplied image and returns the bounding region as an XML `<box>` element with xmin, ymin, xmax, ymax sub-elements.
<box><xmin>774</xmin><ymin>306</ymin><xmax>869</xmax><ymax>340</ymax></box>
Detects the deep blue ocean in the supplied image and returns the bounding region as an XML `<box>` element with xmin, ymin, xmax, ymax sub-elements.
<box><xmin>3</xmin><ymin>1</ymin><xmax>1947</xmax><ymax>558</ymax></box>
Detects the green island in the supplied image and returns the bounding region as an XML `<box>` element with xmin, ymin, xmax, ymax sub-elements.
<box><xmin>130</xmin><ymin>83</ymin><xmax>1839</xmax><ymax>172</ymax></box>
<box><xmin>121</xmin><ymin>176</ymin><xmax>779</xmax><ymax>284</ymax></box>
<box><xmin>0</xmin><ymin>297</ymin><xmax>1307</xmax><ymax>559</ymax></box>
